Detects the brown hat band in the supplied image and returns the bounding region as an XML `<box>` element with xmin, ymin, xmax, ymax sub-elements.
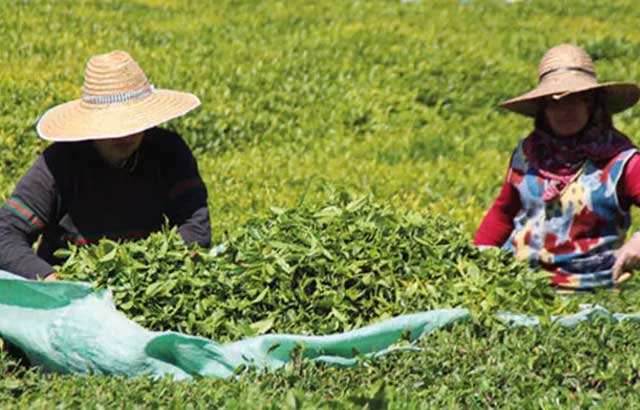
<box><xmin>539</xmin><ymin>66</ymin><xmax>596</xmax><ymax>81</ymax></box>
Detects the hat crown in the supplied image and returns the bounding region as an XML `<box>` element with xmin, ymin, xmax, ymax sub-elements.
<box><xmin>538</xmin><ymin>44</ymin><xmax>596</xmax><ymax>81</ymax></box>
<box><xmin>82</xmin><ymin>50</ymin><xmax>150</xmax><ymax>97</ymax></box>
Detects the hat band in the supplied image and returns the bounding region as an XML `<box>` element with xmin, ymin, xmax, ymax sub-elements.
<box><xmin>539</xmin><ymin>67</ymin><xmax>596</xmax><ymax>82</ymax></box>
<box><xmin>82</xmin><ymin>85</ymin><xmax>155</xmax><ymax>104</ymax></box>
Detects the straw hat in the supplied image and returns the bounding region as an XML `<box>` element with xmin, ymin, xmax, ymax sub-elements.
<box><xmin>37</xmin><ymin>50</ymin><xmax>200</xmax><ymax>141</ymax></box>
<box><xmin>500</xmin><ymin>44</ymin><xmax>639</xmax><ymax>117</ymax></box>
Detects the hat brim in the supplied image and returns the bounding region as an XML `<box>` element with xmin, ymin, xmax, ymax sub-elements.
<box><xmin>36</xmin><ymin>89</ymin><xmax>200</xmax><ymax>142</ymax></box>
<box><xmin>500</xmin><ymin>82</ymin><xmax>640</xmax><ymax>117</ymax></box>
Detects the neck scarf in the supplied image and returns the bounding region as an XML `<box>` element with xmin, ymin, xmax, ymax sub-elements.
<box><xmin>521</xmin><ymin>108</ymin><xmax>634</xmax><ymax>201</ymax></box>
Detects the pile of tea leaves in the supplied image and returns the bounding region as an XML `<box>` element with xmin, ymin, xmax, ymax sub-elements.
<box><xmin>57</xmin><ymin>194</ymin><xmax>566</xmax><ymax>342</ymax></box>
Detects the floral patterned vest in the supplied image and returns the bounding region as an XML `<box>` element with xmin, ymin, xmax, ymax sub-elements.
<box><xmin>503</xmin><ymin>141</ymin><xmax>637</xmax><ymax>289</ymax></box>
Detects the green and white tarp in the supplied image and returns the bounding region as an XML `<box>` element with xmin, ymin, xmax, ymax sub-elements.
<box><xmin>0</xmin><ymin>270</ymin><xmax>637</xmax><ymax>380</ymax></box>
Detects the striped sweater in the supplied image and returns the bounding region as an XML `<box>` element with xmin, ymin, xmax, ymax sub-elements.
<box><xmin>0</xmin><ymin>127</ymin><xmax>211</xmax><ymax>279</ymax></box>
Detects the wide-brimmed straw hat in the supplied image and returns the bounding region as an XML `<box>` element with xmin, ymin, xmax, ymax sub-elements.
<box><xmin>37</xmin><ymin>50</ymin><xmax>200</xmax><ymax>141</ymax></box>
<box><xmin>500</xmin><ymin>44</ymin><xmax>639</xmax><ymax>117</ymax></box>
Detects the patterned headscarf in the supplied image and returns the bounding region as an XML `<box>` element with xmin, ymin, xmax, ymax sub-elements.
<box><xmin>522</xmin><ymin>106</ymin><xmax>635</xmax><ymax>201</ymax></box>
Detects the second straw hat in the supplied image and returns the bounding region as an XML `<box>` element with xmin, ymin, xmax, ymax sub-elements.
<box><xmin>500</xmin><ymin>44</ymin><xmax>639</xmax><ymax>117</ymax></box>
<box><xmin>37</xmin><ymin>50</ymin><xmax>200</xmax><ymax>141</ymax></box>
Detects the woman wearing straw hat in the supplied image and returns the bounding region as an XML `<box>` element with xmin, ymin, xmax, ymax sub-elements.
<box><xmin>474</xmin><ymin>44</ymin><xmax>640</xmax><ymax>290</ymax></box>
<box><xmin>0</xmin><ymin>50</ymin><xmax>211</xmax><ymax>280</ymax></box>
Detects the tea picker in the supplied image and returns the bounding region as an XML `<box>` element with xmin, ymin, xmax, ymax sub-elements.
<box><xmin>0</xmin><ymin>50</ymin><xmax>211</xmax><ymax>281</ymax></box>
<box><xmin>475</xmin><ymin>44</ymin><xmax>640</xmax><ymax>290</ymax></box>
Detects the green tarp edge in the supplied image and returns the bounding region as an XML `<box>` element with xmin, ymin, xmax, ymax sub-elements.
<box><xmin>0</xmin><ymin>270</ymin><xmax>637</xmax><ymax>380</ymax></box>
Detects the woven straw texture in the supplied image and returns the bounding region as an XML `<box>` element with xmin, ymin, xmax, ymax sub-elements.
<box><xmin>501</xmin><ymin>44</ymin><xmax>639</xmax><ymax>117</ymax></box>
<box><xmin>37</xmin><ymin>51</ymin><xmax>200</xmax><ymax>141</ymax></box>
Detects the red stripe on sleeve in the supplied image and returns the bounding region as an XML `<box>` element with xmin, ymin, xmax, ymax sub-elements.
<box><xmin>5</xmin><ymin>199</ymin><xmax>45</xmax><ymax>229</ymax></box>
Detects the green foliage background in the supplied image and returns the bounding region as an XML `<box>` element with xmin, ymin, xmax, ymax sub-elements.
<box><xmin>3</xmin><ymin>0</ymin><xmax>640</xmax><ymax>408</ymax></box>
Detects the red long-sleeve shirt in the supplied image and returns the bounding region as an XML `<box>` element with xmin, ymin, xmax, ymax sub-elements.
<box><xmin>474</xmin><ymin>154</ymin><xmax>640</xmax><ymax>246</ymax></box>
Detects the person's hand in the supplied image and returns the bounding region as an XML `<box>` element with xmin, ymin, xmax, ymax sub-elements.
<box><xmin>612</xmin><ymin>234</ymin><xmax>640</xmax><ymax>283</ymax></box>
<box><xmin>44</xmin><ymin>272</ymin><xmax>58</xmax><ymax>281</ymax></box>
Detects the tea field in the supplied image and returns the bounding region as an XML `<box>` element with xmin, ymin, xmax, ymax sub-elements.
<box><xmin>3</xmin><ymin>0</ymin><xmax>640</xmax><ymax>408</ymax></box>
